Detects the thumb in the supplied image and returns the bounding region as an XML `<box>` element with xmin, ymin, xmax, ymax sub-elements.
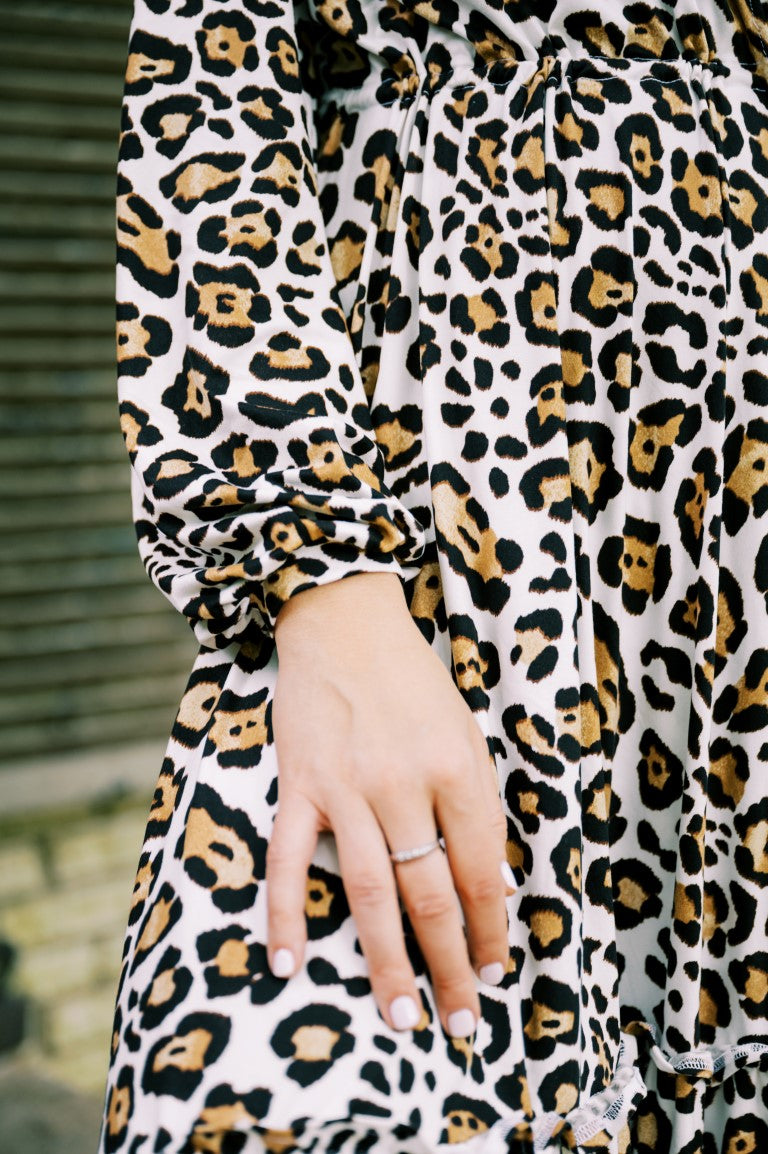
<box><xmin>469</xmin><ymin>717</ymin><xmax>517</xmax><ymax>891</ymax></box>
<box><xmin>265</xmin><ymin>788</ymin><xmax>322</xmax><ymax>978</ymax></box>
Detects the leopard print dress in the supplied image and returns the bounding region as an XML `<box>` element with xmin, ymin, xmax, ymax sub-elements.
<box><xmin>101</xmin><ymin>1</ymin><xmax>768</xmax><ymax>1150</ymax></box>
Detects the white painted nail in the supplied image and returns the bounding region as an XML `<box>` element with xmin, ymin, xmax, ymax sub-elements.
<box><xmin>479</xmin><ymin>961</ymin><xmax>505</xmax><ymax>985</ymax></box>
<box><xmin>447</xmin><ymin>1008</ymin><xmax>476</xmax><ymax>1037</ymax></box>
<box><xmin>271</xmin><ymin>948</ymin><xmax>295</xmax><ymax>977</ymax></box>
<box><xmin>390</xmin><ymin>995</ymin><xmax>421</xmax><ymax>1030</ymax></box>
<box><xmin>500</xmin><ymin>861</ymin><xmax>517</xmax><ymax>889</ymax></box>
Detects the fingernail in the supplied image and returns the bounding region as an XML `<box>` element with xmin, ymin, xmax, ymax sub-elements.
<box><xmin>390</xmin><ymin>995</ymin><xmax>421</xmax><ymax>1030</ymax></box>
<box><xmin>479</xmin><ymin>961</ymin><xmax>505</xmax><ymax>985</ymax></box>
<box><xmin>500</xmin><ymin>861</ymin><xmax>517</xmax><ymax>890</ymax></box>
<box><xmin>447</xmin><ymin>1008</ymin><xmax>476</xmax><ymax>1037</ymax></box>
<box><xmin>271</xmin><ymin>948</ymin><xmax>295</xmax><ymax>978</ymax></box>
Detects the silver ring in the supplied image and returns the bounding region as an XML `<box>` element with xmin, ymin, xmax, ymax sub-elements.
<box><xmin>389</xmin><ymin>837</ymin><xmax>445</xmax><ymax>864</ymax></box>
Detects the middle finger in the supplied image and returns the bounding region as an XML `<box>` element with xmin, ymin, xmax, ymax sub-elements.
<box><xmin>384</xmin><ymin>805</ymin><xmax>482</xmax><ymax>1038</ymax></box>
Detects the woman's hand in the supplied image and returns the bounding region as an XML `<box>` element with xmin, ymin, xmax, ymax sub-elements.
<box><xmin>266</xmin><ymin>571</ymin><xmax>516</xmax><ymax>1039</ymax></box>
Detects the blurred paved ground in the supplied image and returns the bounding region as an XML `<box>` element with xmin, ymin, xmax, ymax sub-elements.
<box><xmin>0</xmin><ymin>1060</ymin><xmax>103</xmax><ymax>1154</ymax></box>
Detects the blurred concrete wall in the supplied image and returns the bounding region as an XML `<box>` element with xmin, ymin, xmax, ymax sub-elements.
<box><xmin>0</xmin><ymin>0</ymin><xmax>197</xmax><ymax>1141</ymax></box>
<box><xmin>0</xmin><ymin>745</ymin><xmax>163</xmax><ymax>1094</ymax></box>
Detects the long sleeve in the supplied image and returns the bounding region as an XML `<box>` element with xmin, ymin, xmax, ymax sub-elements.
<box><xmin>115</xmin><ymin>0</ymin><xmax>428</xmax><ymax>650</ymax></box>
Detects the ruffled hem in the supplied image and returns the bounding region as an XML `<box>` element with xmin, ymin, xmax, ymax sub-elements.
<box><xmin>101</xmin><ymin>1024</ymin><xmax>768</xmax><ymax>1154</ymax></box>
<box><xmin>268</xmin><ymin>1028</ymin><xmax>768</xmax><ymax>1153</ymax></box>
<box><xmin>508</xmin><ymin>1030</ymin><xmax>648</xmax><ymax>1152</ymax></box>
<box><xmin>650</xmin><ymin>1037</ymin><xmax>768</xmax><ymax>1079</ymax></box>
<box><xmin>135</xmin><ymin>1031</ymin><xmax>646</xmax><ymax>1154</ymax></box>
<box><xmin>624</xmin><ymin>1016</ymin><xmax>768</xmax><ymax>1079</ymax></box>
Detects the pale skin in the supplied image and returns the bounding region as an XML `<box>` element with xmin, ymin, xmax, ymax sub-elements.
<box><xmin>266</xmin><ymin>569</ymin><xmax>517</xmax><ymax>1039</ymax></box>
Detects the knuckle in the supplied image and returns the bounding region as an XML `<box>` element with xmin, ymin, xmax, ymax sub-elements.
<box><xmin>430</xmin><ymin>758</ymin><xmax>468</xmax><ymax>790</ymax></box>
<box><xmin>470</xmin><ymin>723</ymin><xmax>490</xmax><ymax>754</ymax></box>
<box><xmin>267</xmin><ymin>913</ymin><xmax>292</xmax><ymax>938</ymax></box>
<box><xmin>432</xmin><ymin>970</ymin><xmax>475</xmax><ymax>999</ymax></box>
<box><xmin>347</xmin><ymin>748</ymin><xmax>380</xmax><ymax>777</ymax></box>
<box><xmin>265</xmin><ymin>841</ymin><xmax>293</xmax><ymax>870</ymax></box>
<box><xmin>347</xmin><ymin>745</ymin><xmax>398</xmax><ymax>783</ymax></box>
<box><xmin>455</xmin><ymin>737</ymin><xmax>479</xmax><ymax>764</ymax></box>
<box><xmin>448</xmin><ymin>740</ymin><xmax>477</xmax><ymax>767</ymax></box>
<box><xmin>346</xmin><ymin>874</ymin><xmax>390</xmax><ymax>908</ymax></box>
<box><xmin>422</xmin><ymin>740</ymin><xmax>474</xmax><ymax>778</ymax></box>
<box><xmin>370</xmin><ymin>962</ymin><xmax>413</xmax><ymax>991</ymax></box>
<box><xmin>488</xmin><ymin>824</ymin><xmax>507</xmax><ymax>853</ymax></box>
<box><xmin>487</xmin><ymin>808</ymin><xmax>508</xmax><ymax>838</ymax></box>
<box><xmin>407</xmin><ymin>890</ymin><xmax>456</xmax><ymax>925</ymax></box>
<box><xmin>371</xmin><ymin>772</ymin><xmax>410</xmax><ymax>801</ymax></box>
<box><xmin>458</xmin><ymin>872</ymin><xmax>505</xmax><ymax>906</ymax></box>
<box><xmin>265</xmin><ymin>892</ymin><xmax>293</xmax><ymax>930</ymax></box>
<box><xmin>265</xmin><ymin>825</ymin><xmax>300</xmax><ymax>859</ymax></box>
<box><xmin>281</xmin><ymin>755</ymin><xmax>316</xmax><ymax>777</ymax></box>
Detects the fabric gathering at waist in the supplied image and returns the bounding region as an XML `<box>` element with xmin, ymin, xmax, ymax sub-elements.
<box><xmin>318</xmin><ymin>46</ymin><xmax>768</xmax><ymax>111</ymax></box>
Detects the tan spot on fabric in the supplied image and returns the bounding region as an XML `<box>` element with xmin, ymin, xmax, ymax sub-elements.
<box><xmin>291</xmin><ymin>1024</ymin><xmax>339</xmax><ymax>1062</ymax></box>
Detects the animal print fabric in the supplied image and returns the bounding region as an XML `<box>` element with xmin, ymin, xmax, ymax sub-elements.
<box><xmin>100</xmin><ymin>1</ymin><xmax>768</xmax><ymax>1151</ymax></box>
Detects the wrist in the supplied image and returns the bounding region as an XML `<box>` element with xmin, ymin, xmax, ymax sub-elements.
<box><xmin>273</xmin><ymin>570</ymin><xmax>410</xmax><ymax>648</ymax></box>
